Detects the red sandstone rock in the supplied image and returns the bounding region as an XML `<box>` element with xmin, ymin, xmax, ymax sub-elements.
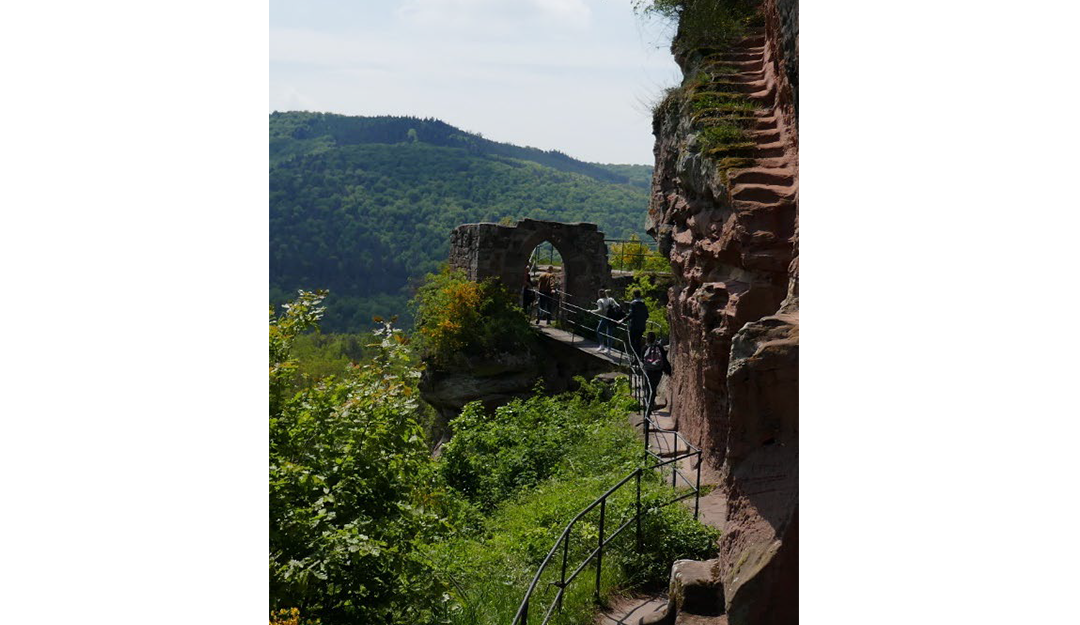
<box><xmin>645</xmin><ymin>0</ymin><xmax>798</xmax><ymax>622</ymax></box>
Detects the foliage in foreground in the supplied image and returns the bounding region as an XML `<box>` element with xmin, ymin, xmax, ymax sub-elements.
<box><xmin>430</xmin><ymin>380</ymin><xmax>719</xmax><ymax>624</ymax></box>
<box><xmin>270</xmin><ymin>293</ymin><xmax>717</xmax><ymax>625</ymax></box>
<box><xmin>270</xmin><ymin>291</ymin><xmax>454</xmax><ymax>624</ymax></box>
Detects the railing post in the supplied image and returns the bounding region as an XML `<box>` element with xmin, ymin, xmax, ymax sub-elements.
<box><xmin>643</xmin><ymin>413</ymin><xmax>650</xmax><ymax>453</ymax></box>
<box><xmin>694</xmin><ymin>451</ymin><xmax>702</xmax><ymax>520</ymax></box>
<box><xmin>636</xmin><ymin>470</ymin><xmax>642</xmax><ymax>551</ymax></box>
<box><xmin>595</xmin><ymin>498</ymin><xmax>606</xmax><ymax>603</ymax></box>
<box><xmin>521</xmin><ymin>599</ymin><xmax>528</xmax><ymax>625</ymax></box>
<box><xmin>558</xmin><ymin>533</ymin><xmax>570</xmax><ymax>612</ymax></box>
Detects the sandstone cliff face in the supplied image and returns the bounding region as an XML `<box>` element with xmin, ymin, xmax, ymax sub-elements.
<box><xmin>647</xmin><ymin>0</ymin><xmax>798</xmax><ymax>621</ymax></box>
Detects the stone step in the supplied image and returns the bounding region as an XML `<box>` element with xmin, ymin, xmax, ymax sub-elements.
<box><xmin>746</xmin><ymin>129</ymin><xmax>780</xmax><ymax>143</ymax></box>
<box><xmin>714</xmin><ymin>51</ymin><xmax>763</xmax><ymax>62</ymax></box>
<box><xmin>648</xmin><ymin>430</ymin><xmax>692</xmax><ymax>458</ymax></box>
<box><xmin>744</xmin><ymin>156</ymin><xmax>791</xmax><ymax>168</ymax></box>
<box><xmin>704</xmin><ymin>80</ymin><xmax>764</xmax><ymax>95</ymax></box>
<box><xmin>731</xmin><ymin>183</ymin><xmax>796</xmax><ymax>205</ymax></box>
<box><xmin>713</xmin><ymin>71</ymin><xmax>764</xmax><ymax>84</ymax></box>
<box><xmin>675</xmin><ymin>615</ymin><xmax>728</xmax><ymax>624</ymax></box>
<box><xmin>728</xmin><ymin>167</ymin><xmax>796</xmax><ymax>187</ymax></box>
<box><xmin>745</xmin><ymin>142</ymin><xmax>787</xmax><ymax>159</ymax></box>
<box><xmin>750</xmin><ymin>116</ymin><xmax>779</xmax><ymax>130</ymax></box>
<box><xmin>746</xmin><ymin>86</ymin><xmax>777</xmax><ymax>104</ymax></box>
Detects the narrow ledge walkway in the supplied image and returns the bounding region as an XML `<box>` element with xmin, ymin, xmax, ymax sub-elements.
<box><xmin>598</xmin><ymin>403</ymin><xmax>728</xmax><ymax>625</ymax></box>
<box><xmin>531</xmin><ymin>321</ymin><xmax>630</xmax><ymax>367</ymax></box>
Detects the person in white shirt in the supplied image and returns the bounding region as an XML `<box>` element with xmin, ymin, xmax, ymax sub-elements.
<box><xmin>590</xmin><ymin>288</ymin><xmax>619</xmax><ymax>352</ymax></box>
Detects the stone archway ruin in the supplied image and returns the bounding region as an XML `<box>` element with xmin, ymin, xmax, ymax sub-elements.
<box><xmin>448</xmin><ymin>218</ymin><xmax>611</xmax><ymax>303</ymax></box>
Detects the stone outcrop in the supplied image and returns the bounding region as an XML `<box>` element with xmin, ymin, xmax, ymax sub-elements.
<box><xmin>718</xmin><ymin>304</ymin><xmax>797</xmax><ymax>624</ymax></box>
<box><xmin>642</xmin><ymin>559</ymin><xmax>726</xmax><ymax>624</ymax></box>
<box><xmin>419</xmin><ymin>330</ymin><xmax>623</xmax><ymax>444</ymax></box>
<box><xmin>420</xmin><ymin>351</ymin><xmax>543</xmax><ymax>442</ymax></box>
<box><xmin>645</xmin><ymin>0</ymin><xmax>798</xmax><ymax>622</ymax></box>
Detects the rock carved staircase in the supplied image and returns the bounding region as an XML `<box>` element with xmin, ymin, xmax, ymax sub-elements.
<box><xmin>684</xmin><ymin>26</ymin><xmax>798</xmax><ymax>277</ymax></box>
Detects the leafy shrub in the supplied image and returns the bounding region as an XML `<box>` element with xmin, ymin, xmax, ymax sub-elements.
<box><xmin>429</xmin><ymin>378</ymin><xmax>719</xmax><ymax>623</ymax></box>
<box><xmin>633</xmin><ymin>0</ymin><xmax>762</xmax><ymax>49</ymax></box>
<box><xmin>439</xmin><ymin>378</ymin><xmax>638</xmax><ymax>510</ymax></box>
<box><xmin>270</xmin><ymin>295</ymin><xmax>715</xmax><ymax>624</ymax></box>
<box><xmin>270</xmin><ymin>292</ymin><xmax>454</xmax><ymax>625</ymax></box>
<box><xmin>287</xmin><ymin>332</ymin><xmax>370</xmax><ymax>384</ymax></box>
<box><xmin>411</xmin><ymin>267</ymin><xmax>535</xmax><ymax>369</ymax></box>
<box><xmin>269</xmin><ymin>607</ymin><xmax>319</xmax><ymax>625</ymax></box>
<box><xmin>609</xmin><ymin>234</ymin><xmax>669</xmax><ymax>273</ymax></box>
<box><xmin>614</xmin><ymin>496</ymin><xmax>721</xmax><ymax>585</ymax></box>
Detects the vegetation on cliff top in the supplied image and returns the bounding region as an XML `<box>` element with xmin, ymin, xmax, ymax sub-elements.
<box><xmin>633</xmin><ymin>0</ymin><xmax>762</xmax><ymax>48</ymax></box>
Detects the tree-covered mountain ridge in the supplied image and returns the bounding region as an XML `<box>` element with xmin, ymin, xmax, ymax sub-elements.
<box><xmin>270</xmin><ymin>111</ymin><xmax>652</xmax><ymax>186</ymax></box>
<box><xmin>270</xmin><ymin>111</ymin><xmax>653</xmax><ymax>332</ymax></box>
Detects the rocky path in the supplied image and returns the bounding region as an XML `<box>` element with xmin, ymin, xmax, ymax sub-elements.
<box><xmin>600</xmin><ymin>402</ymin><xmax>727</xmax><ymax>624</ymax></box>
<box><xmin>597</xmin><ymin>594</ymin><xmax>669</xmax><ymax>625</ymax></box>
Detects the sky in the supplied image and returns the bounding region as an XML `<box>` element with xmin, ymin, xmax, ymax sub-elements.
<box><xmin>270</xmin><ymin>0</ymin><xmax>682</xmax><ymax>165</ymax></box>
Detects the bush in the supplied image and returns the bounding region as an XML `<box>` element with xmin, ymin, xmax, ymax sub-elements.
<box><xmin>429</xmin><ymin>378</ymin><xmax>719</xmax><ymax>624</ymax></box>
<box><xmin>633</xmin><ymin>0</ymin><xmax>762</xmax><ymax>49</ymax></box>
<box><xmin>411</xmin><ymin>267</ymin><xmax>535</xmax><ymax>369</ymax></box>
<box><xmin>439</xmin><ymin>378</ymin><xmax>639</xmax><ymax>510</ymax></box>
<box><xmin>270</xmin><ymin>292</ymin><xmax>454</xmax><ymax>624</ymax></box>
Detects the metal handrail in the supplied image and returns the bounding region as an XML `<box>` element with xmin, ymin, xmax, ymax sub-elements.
<box><xmin>512</xmin><ymin>301</ymin><xmax>703</xmax><ymax>625</ymax></box>
<box><xmin>530</xmin><ymin>287</ymin><xmax>693</xmax><ymax>471</ymax></box>
<box><xmin>511</xmin><ymin>443</ymin><xmax>702</xmax><ymax>625</ymax></box>
<box><xmin>605</xmin><ymin>238</ymin><xmax>668</xmax><ymax>273</ymax></box>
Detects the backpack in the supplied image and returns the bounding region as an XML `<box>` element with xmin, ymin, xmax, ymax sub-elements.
<box><xmin>643</xmin><ymin>343</ymin><xmax>664</xmax><ymax>370</ymax></box>
<box><xmin>607</xmin><ymin>299</ymin><xmax>625</xmax><ymax>321</ymax></box>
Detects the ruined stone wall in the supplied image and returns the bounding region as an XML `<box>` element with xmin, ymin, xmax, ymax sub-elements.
<box><xmin>448</xmin><ymin>219</ymin><xmax>611</xmax><ymax>303</ymax></box>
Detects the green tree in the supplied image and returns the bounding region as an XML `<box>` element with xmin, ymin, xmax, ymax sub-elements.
<box><xmin>269</xmin><ymin>291</ymin><xmax>451</xmax><ymax>624</ymax></box>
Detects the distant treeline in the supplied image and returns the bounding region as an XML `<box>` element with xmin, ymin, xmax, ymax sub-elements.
<box><xmin>270</xmin><ymin>112</ymin><xmax>653</xmax><ymax>332</ymax></box>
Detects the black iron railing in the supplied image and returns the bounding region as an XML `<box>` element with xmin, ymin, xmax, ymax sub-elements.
<box><xmin>512</xmin><ymin>294</ymin><xmax>702</xmax><ymax>625</ymax></box>
<box><xmin>528</xmin><ymin>239</ymin><xmax>670</xmax><ymax>274</ymax></box>
<box><xmin>605</xmin><ymin>239</ymin><xmax>670</xmax><ymax>273</ymax></box>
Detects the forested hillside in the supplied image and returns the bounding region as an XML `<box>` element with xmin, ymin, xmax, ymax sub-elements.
<box><xmin>270</xmin><ymin>112</ymin><xmax>652</xmax><ymax>331</ymax></box>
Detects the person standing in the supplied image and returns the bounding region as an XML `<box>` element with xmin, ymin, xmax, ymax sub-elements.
<box><xmin>591</xmin><ymin>288</ymin><xmax>619</xmax><ymax>353</ymax></box>
<box><xmin>626</xmin><ymin>289</ymin><xmax>649</xmax><ymax>359</ymax></box>
<box><xmin>536</xmin><ymin>268</ymin><xmax>554</xmax><ymax>324</ymax></box>
<box><xmin>641</xmin><ymin>331</ymin><xmax>670</xmax><ymax>409</ymax></box>
<box><xmin>522</xmin><ymin>274</ymin><xmax>536</xmax><ymax>319</ymax></box>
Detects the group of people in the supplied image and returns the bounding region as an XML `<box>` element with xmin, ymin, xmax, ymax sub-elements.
<box><xmin>590</xmin><ymin>288</ymin><xmax>671</xmax><ymax>408</ymax></box>
<box><xmin>521</xmin><ymin>275</ymin><xmax>671</xmax><ymax>407</ymax></box>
